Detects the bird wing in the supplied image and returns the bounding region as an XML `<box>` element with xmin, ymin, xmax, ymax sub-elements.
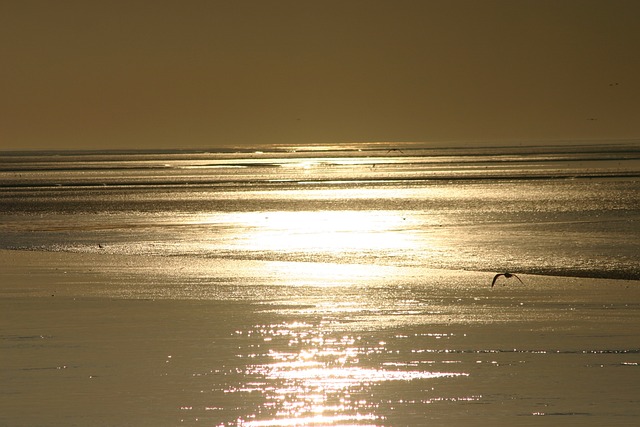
<box><xmin>491</xmin><ymin>273</ymin><xmax>503</xmax><ymax>287</ymax></box>
<box><xmin>512</xmin><ymin>274</ymin><xmax>524</xmax><ymax>284</ymax></box>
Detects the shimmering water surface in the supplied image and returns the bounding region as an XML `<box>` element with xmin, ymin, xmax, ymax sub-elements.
<box><xmin>1</xmin><ymin>143</ymin><xmax>639</xmax><ymax>426</ymax></box>
<box><xmin>2</xmin><ymin>143</ymin><xmax>639</xmax><ymax>279</ymax></box>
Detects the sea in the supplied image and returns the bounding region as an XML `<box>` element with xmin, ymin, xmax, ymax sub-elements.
<box><xmin>1</xmin><ymin>141</ymin><xmax>640</xmax><ymax>426</ymax></box>
<box><xmin>1</xmin><ymin>142</ymin><xmax>639</xmax><ymax>280</ymax></box>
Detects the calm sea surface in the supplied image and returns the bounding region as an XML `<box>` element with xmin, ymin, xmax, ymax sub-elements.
<box><xmin>2</xmin><ymin>143</ymin><xmax>640</xmax><ymax>426</ymax></box>
<box><xmin>1</xmin><ymin>143</ymin><xmax>639</xmax><ymax>280</ymax></box>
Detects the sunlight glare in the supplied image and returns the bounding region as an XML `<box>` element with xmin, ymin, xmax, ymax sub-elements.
<box><xmin>211</xmin><ymin>210</ymin><xmax>417</xmax><ymax>255</ymax></box>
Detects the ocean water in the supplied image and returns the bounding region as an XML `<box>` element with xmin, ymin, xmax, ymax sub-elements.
<box><xmin>2</xmin><ymin>142</ymin><xmax>640</xmax><ymax>426</ymax></box>
<box><xmin>1</xmin><ymin>142</ymin><xmax>639</xmax><ymax>280</ymax></box>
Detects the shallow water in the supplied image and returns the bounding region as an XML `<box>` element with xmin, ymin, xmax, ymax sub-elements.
<box><xmin>1</xmin><ymin>143</ymin><xmax>640</xmax><ymax>425</ymax></box>
<box><xmin>2</xmin><ymin>253</ymin><xmax>639</xmax><ymax>426</ymax></box>
<box><xmin>1</xmin><ymin>144</ymin><xmax>639</xmax><ymax>279</ymax></box>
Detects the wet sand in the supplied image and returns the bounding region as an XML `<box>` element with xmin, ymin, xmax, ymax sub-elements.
<box><xmin>2</xmin><ymin>249</ymin><xmax>640</xmax><ymax>426</ymax></box>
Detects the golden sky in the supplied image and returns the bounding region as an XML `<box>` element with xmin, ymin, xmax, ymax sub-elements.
<box><xmin>1</xmin><ymin>0</ymin><xmax>639</xmax><ymax>151</ymax></box>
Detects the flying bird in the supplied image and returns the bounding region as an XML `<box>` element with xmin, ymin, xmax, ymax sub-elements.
<box><xmin>491</xmin><ymin>272</ymin><xmax>523</xmax><ymax>287</ymax></box>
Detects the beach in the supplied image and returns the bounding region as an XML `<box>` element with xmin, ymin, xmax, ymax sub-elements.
<box><xmin>2</xmin><ymin>248</ymin><xmax>639</xmax><ymax>426</ymax></box>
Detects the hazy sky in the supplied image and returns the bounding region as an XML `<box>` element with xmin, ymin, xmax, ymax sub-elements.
<box><xmin>2</xmin><ymin>0</ymin><xmax>639</xmax><ymax>151</ymax></box>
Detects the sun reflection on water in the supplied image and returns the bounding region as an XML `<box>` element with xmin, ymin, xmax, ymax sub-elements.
<box><xmin>196</xmin><ymin>210</ymin><xmax>420</xmax><ymax>256</ymax></box>
<box><xmin>229</xmin><ymin>321</ymin><xmax>469</xmax><ymax>426</ymax></box>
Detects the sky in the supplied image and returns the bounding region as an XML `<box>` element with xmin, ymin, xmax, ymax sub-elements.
<box><xmin>1</xmin><ymin>0</ymin><xmax>639</xmax><ymax>151</ymax></box>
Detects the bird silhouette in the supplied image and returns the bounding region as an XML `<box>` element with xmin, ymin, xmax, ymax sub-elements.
<box><xmin>491</xmin><ymin>272</ymin><xmax>523</xmax><ymax>287</ymax></box>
